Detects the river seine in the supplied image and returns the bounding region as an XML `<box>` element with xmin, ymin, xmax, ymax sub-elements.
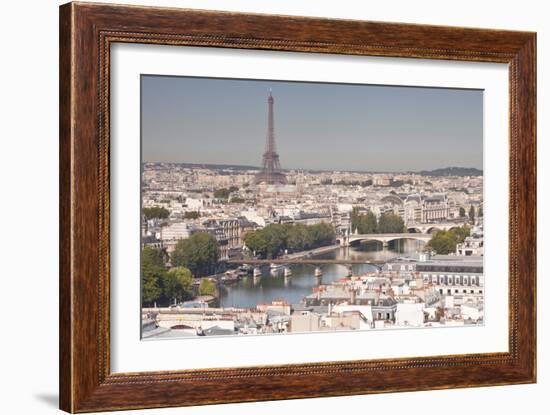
<box><xmin>218</xmin><ymin>240</ymin><xmax>424</xmax><ymax>309</ymax></box>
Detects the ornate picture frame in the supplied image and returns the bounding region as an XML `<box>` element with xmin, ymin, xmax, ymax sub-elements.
<box><xmin>59</xmin><ymin>2</ymin><xmax>536</xmax><ymax>412</ymax></box>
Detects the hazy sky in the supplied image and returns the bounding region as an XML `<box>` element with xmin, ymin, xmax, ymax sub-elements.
<box><xmin>141</xmin><ymin>75</ymin><xmax>483</xmax><ymax>172</ymax></box>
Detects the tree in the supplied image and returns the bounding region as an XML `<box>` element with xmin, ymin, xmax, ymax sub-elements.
<box><xmin>244</xmin><ymin>231</ymin><xmax>268</xmax><ymax>257</ymax></box>
<box><xmin>351</xmin><ymin>207</ymin><xmax>361</xmax><ymax>232</ymax></box>
<box><xmin>478</xmin><ymin>206</ymin><xmax>483</xmax><ymax>217</ymax></box>
<box><xmin>171</xmin><ymin>232</ymin><xmax>220</xmax><ymax>277</ymax></box>
<box><xmin>198</xmin><ymin>279</ymin><xmax>216</xmax><ymax>296</ymax></box>
<box><xmin>377</xmin><ymin>213</ymin><xmax>406</xmax><ymax>233</ymax></box>
<box><xmin>452</xmin><ymin>225</ymin><xmax>471</xmax><ymax>244</ymax></box>
<box><xmin>425</xmin><ymin>231</ymin><xmax>456</xmax><ymax>254</ymax></box>
<box><xmin>142</xmin><ymin>206</ymin><xmax>170</xmax><ymax>220</ymax></box>
<box><xmin>244</xmin><ymin>222</ymin><xmax>336</xmax><ymax>259</ymax></box>
<box><xmin>213</xmin><ymin>188</ymin><xmax>230</xmax><ymax>200</ymax></box>
<box><xmin>229</xmin><ymin>196</ymin><xmax>245</xmax><ymax>204</ymax></box>
<box><xmin>286</xmin><ymin>224</ymin><xmax>309</xmax><ymax>252</ymax></box>
<box><xmin>142</xmin><ymin>245</ymin><xmax>166</xmax><ymax>268</ymax></box>
<box><xmin>459</xmin><ymin>206</ymin><xmax>466</xmax><ymax>218</ymax></box>
<box><xmin>360</xmin><ymin>211</ymin><xmax>377</xmax><ymax>233</ymax></box>
<box><xmin>262</xmin><ymin>224</ymin><xmax>289</xmax><ymax>258</ymax></box>
<box><xmin>468</xmin><ymin>205</ymin><xmax>476</xmax><ymax>223</ymax></box>
<box><xmin>425</xmin><ymin>226</ymin><xmax>471</xmax><ymax>255</ymax></box>
<box><xmin>141</xmin><ymin>246</ymin><xmax>166</xmax><ymax>306</ymax></box>
<box><xmin>184</xmin><ymin>211</ymin><xmax>200</xmax><ymax>219</ymax></box>
<box><xmin>307</xmin><ymin>223</ymin><xmax>336</xmax><ymax>247</ymax></box>
<box><xmin>351</xmin><ymin>208</ymin><xmax>377</xmax><ymax>234</ymax></box>
<box><xmin>352</xmin><ymin>209</ymin><xmax>404</xmax><ymax>234</ymax></box>
<box><xmin>162</xmin><ymin>267</ymin><xmax>193</xmax><ymax>304</ymax></box>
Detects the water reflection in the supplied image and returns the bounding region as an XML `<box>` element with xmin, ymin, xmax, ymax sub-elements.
<box><xmin>219</xmin><ymin>239</ymin><xmax>424</xmax><ymax>308</ymax></box>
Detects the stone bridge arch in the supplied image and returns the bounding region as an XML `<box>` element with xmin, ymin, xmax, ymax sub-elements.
<box><xmin>348</xmin><ymin>233</ymin><xmax>431</xmax><ymax>247</ymax></box>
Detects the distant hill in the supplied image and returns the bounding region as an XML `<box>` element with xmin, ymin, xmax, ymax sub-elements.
<box><xmin>180</xmin><ymin>162</ymin><xmax>260</xmax><ymax>171</ymax></box>
<box><xmin>144</xmin><ymin>162</ymin><xmax>260</xmax><ymax>172</ymax></box>
<box><xmin>419</xmin><ymin>167</ymin><xmax>483</xmax><ymax>177</ymax></box>
<box><xmin>143</xmin><ymin>162</ymin><xmax>483</xmax><ymax>177</ymax></box>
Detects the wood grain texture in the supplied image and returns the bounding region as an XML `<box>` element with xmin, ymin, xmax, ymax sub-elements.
<box><xmin>59</xmin><ymin>2</ymin><xmax>537</xmax><ymax>412</ymax></box>
<box><xmin>59</xmin><ymin>3</ymin><xmax>73</xmax><ymax>411</ymax></box>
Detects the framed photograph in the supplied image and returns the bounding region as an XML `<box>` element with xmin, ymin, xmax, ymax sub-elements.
<box><xmin>59</xmin><ymin>2</ymin><xmax>536</xmax><ymax>412</ymax></box>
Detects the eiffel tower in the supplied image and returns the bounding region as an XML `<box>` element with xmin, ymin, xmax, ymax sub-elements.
<box><xmin>255</xmin><ymin>90</ymin><xmax>287</xmax><ymax>185</ymax></box>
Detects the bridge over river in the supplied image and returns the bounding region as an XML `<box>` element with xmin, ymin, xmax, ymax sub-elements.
<box><xmin>347</xmin><ymin>232</ymin><xmax>431</xmax><ymax>246</ymax></box>
<box><xmin>225</xmin><ymin>233</ymin><xmax>431</xmax><ymax>265</ymax></box>
<box><xmin>225</xmin><ymin>258</ymin><xmax>386</xmax><ymax>265</ymax></box>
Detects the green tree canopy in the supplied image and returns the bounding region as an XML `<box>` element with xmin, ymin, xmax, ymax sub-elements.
<box><xmin>143</xmin><ymin>206</ymin><xmax>170</xmax><ymax>220</ymax></box>
<box><xmin>162</xmin><ymin>267</ymin><xmax>193</xmax><ymax>304</ymax></box>
<box><xmin>459</xmin><ymin>206</ymin><xmax>466</xmax><ymax>218</ymax></box>
<box><xmin>425</xmin><ymin>226</ymin><xmax>471</xmax><ymax>255</ymax></box>
<box><xmin>377</xmin><ymin>213</ymin><xmax>406</xmax><ymax>233</ymax></box>
<box><xmin>244</xmin><ymin>222</ymin><xmax>335</xmax><ymax>259</ymax></box>
<box><xmin>425</xmin><ymin>232</ymin><xmax>455</xmax><ymax>254</ymax></box>
<box><xmin>141</xmin><ymin>246</ymin><xmax>166</xmax><ymax>306</ymax></box>
<box><xmin>171</xmin><ymin>232</ymin><xmax>220</xmax><ymax>277</ymax></box>
<box><xmin>213</xmin><ymin>188</ymin><xmax>231</xmax><ymax>200</ymax></box>
<box><xmin>262</xmin><ymin>224</ymin><xmax>289</xmax><ymax>259</ymax></box>
<box><xmin>183</xmin><ymin>211</ymin><xmax>200</xmax><ymax>219</ymax></box>
<box><xmin>286</xmin><ymin>224</ymin><xmax>312</xmax><ymax>252</ymax></box>
<box><xmin>468</xmin><ymin>205</ymin><xmax>476</xmax><ymax>223</ymax></box>
<box><xmin>198</xmin><ymin>279</ymin><xmax>216</xmax><ymax>296</ymax></box>
<box><xmin>452</xmin><ymin>225</ymin><xmax>471</xmax><ymax>243</ymax></box>
<box><xmin>351</xmin><ymin>208</ymin><xmax>378</xmax><ymax>234</ymax></box>
<box><xmin>307</xmin><ymin>222</ymin><xmax>336</xmax><ymax>247</ymax></box>
<box><xmin>244</xmin><ymin>231</ymin><xmax>268</xmax><ymax>257</ymax></box>
<box><xmin>229</xmin><ymin>196</ymin><xmax>245</xmax><ymax>204</ymax></box>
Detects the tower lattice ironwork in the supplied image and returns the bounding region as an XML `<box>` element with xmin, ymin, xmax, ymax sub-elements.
<box><xmin>255</xmin><ymin>90</ymin><xmax>287</xmax><ymax>185</ymax></box>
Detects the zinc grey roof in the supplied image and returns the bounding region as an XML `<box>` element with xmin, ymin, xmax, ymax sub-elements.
<box><xmin>201</xmin><ymin>326</ymin><xmax>235</xmax><ymax>336</ymax></box>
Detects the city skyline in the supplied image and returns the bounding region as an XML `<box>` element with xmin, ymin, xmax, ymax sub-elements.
<box><xmin>141</xmin><ymin>161</ymin><xmax>483</xmax><ymax>175</ymax></box>
<box><xmin>141</xmin><ymin>75</ymin><xmax>483</xmax><ymax>172</ymax></box>
<box><xmin>140</xmin><ymin>75</ymin><xmax>485</xmax><ymax>338</ymax></box>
